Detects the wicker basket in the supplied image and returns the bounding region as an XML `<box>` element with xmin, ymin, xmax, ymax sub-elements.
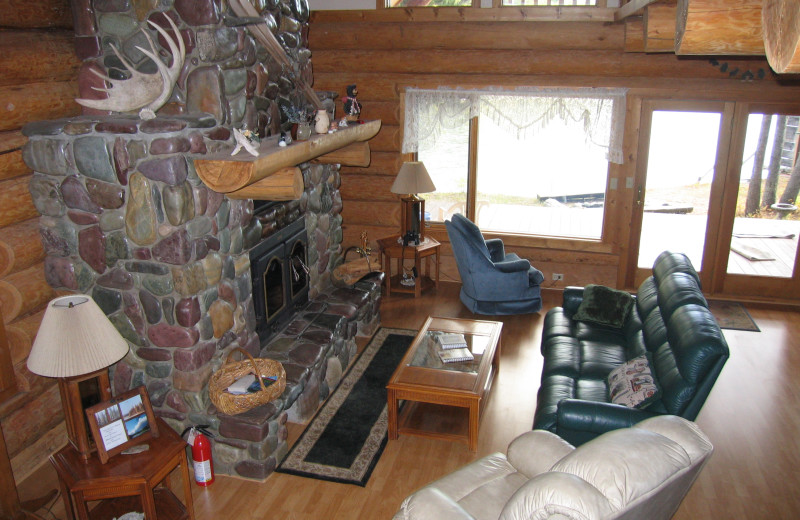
<box><xmin>208</xmin><ymin>347</ymin><xmax>286</xmax><ymax>415</ymax></box>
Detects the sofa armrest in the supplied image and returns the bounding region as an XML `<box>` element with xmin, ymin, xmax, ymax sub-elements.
<box><xmin>561</xmin><ymin>287</ymin><xmax>585</xmax><ymax>315</ymax></box>
<box><xmin>393</xmin><ymin>488</ymin><xmax>475</xmax><ymax>520</ymax></box>
<box><xmin>506</xmin><ymin>430</ymin><xmax>574</xmax><ymax>478</ymax></box>
<box><xmin>494</xmin><ymin>258</ymin><xmax>531</xmax><ymax>273</ymax></box>
<box><xmin>485</xmin><ymin>238</ymin><xmax>505</xmax><ymax>262</ymax></box>
<box><xmin>556</xmin><ymin>399</ymin><xmax>660</xmax><ymax>445</ymax></box>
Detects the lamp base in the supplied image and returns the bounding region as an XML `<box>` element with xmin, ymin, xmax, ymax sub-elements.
<box><xmin>58</xmin><ymin>369</ymin><xmax>112</xmax><ymax>462</ymax></box>
<box><xmin>399</xmin><ymin>195</ymin><xmax>425</xmax><ymax>243</ymax></box>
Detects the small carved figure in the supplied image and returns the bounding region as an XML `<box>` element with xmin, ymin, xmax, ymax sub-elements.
<box><xmin>342</xmin><ymin>84</ymin><xmax>362</xmax><ymax>122</ymax></box>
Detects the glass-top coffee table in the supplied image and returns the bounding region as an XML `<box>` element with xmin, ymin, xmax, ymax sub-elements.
<box><xmin>386</xmin><ymin>316</ymin><xmax>502</xmax><ymax>452</ymax></box>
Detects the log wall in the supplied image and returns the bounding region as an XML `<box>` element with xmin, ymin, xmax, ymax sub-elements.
<box><xmin>308</xmin><ymin>9</ymin><xmax>800</xmax><ymax>294</ymax></box>
<box><xmin>0</xmin><ymin>0</ymin><xmax>80</xmax><ymax>485</ymax></box>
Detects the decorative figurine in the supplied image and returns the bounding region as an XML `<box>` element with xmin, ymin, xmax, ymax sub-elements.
<box><xmin>342</xmin><ymin>84</ymin><xmax>362</xmax><ymax>122</ymax></box>
<box><xmin>314</xmin><ymin>109</ymin><xmax>330</xmax><ymax>134</ymax></box>
<box><xmin>231</xmin><ymin>128</ymin><xmax>260</xmax><ymax>157</ymax></box>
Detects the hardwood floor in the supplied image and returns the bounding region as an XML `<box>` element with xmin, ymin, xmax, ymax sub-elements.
<box><xmin>16</xmin><ymin>283</ymin><xmax>800</xmax><ymax>519</ymax></box>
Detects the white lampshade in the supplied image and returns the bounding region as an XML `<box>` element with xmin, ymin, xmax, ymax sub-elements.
<box><xmin>28</xmin><ymin>295</ymin><xmax>130</xmax><ymax>378</ymax></box>
<box><xmin>390</xmin><ymin>161</ymin><xmax>436</xmax><ymax>195</ymax></box>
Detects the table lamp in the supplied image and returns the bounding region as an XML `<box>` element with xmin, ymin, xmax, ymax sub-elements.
<box><xmin>390</xmin><ymin>161</ymin><xmax>436</xmax><ymax>244</ymax></box>
<box><xmin>27</xmin><ymin>295</ymin><xmax>129</xmax><ymax>461</ymax></box>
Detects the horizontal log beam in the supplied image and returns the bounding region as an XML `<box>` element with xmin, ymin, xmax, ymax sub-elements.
<box><xmin>310</xmin><ymin>6</ymin><xmax>616</xmax><ymax>23</ymax></box>
<box><xmin>0</xmin><ymin>131</ymin><xmax>27</xmax><ymax>154</ymax></box>
<box><xmin>5</xmin><ymin>309</ymin><xmax>44</xmax><ymax>365</ymax></box>
<box><xmin>0</xmin><ymin>30</ymin><xmax>81</xmax><ymax>87</ymax></box>
<box><xmin>224</xmin><ymin>167</ymin><xmax>303</xmax><ymax>200</ymax></box>
<box><xmin>0</xmin><ymin>149</ymin><xmax>29</xmax><ymax>182</ymax></box>
<box><xmin>676</xmin><ymin>0</ymin><xmax>764</xmax><ymax>55</ymax></box>
<box><xmin>0</xmin><ymin>81</ymin><xmax>80</xmax><ymax>133</ymax></box>
<box><xmin>194</xmin><ymin>120</ymin><xmax>381</xmax><ymax>193</ymax></box>
<box><xmin>0</xmin><ymin>263</ymin><xmax>55</xmax><ymax>324</ymax></box>
<box><xmin>340</xmin><ymin>151</ymin><xmax>402</xmax><ymax>177</ymax></box>
<box><xmin>0</xmin><ymin>176</ymin><xmax>39</xmax><ymax>229</ymax></box>
<box><xmin>0</xmin><ymin>0</ymin><xmax>73</xmax><ymax>28</ymax></box>
<box><xmin>0</xmin><ymin>219</ymin><xmax>44</xmax><ymax>279</ymax></box>
<box><xmin>763</xmin><ymin>0</ymin><xmax>800</xmax><ymax>73</ymax></box>
<box><xmin>339</xmin><ymin>173</ymin><xmax>397</xmax><ymax>202</ymax></box>
<box><xmin>311</xmin><ymin>49</ymin><xmax>769</xmax><ymax>80</ymax></box>
<box><xmin>11</xmin><ymin>421</ymin><xmax>66</xmax><ymax>484</ymax></box>
<box><xmin>309</xmin><ymin>21</ymin><xmax>624</xmax><ymax>51</ymax></box>
<box><xmin>313</xmin><ymin>142</ymin><xmax>371</xmax><ymax>167</ymax></box>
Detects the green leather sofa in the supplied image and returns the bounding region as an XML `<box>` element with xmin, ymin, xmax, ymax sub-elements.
<box><xmin>533</xmin><ymin>251</ymin><xmax>730</xmax><ymax>445</ymax></box>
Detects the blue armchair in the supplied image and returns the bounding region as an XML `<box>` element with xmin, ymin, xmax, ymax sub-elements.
<box><xmin>445</xmin><ymin>213</ymin><xmax>544</xmax><ymax>315</ymax></box>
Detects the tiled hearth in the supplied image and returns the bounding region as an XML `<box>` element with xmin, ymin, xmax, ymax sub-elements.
<box><xmin>22</xmin><ymin>0</ymin><xmax>381</xmax><ymax>480</ymax></box>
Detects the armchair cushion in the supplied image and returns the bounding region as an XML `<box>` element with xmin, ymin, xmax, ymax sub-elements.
<box><xmin>573</xmin><ymin>284</ymin><xmax>634</xmax><ymax>329</ymax></box>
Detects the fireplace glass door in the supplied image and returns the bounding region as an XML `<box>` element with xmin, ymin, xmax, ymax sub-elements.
<box><xmin>262</xmin><ymin>252</ymin><xmax>286</xmax><ymax>323</ymax></box>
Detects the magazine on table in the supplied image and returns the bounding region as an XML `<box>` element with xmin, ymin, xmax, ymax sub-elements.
<box><xmin>437</xmin><ymin>347</ymin><xmax>474</xmax><ymax>364</ymax></box>
<box><xmin>435</xmin><ymin>333</ymin><xmax>468</xmax><ymax>350</ymax></box>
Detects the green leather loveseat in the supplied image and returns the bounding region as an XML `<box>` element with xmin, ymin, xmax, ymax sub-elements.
<box><xmin>533</xmin><ymin>251</ymin><xmax>729</xmax><ymax>445</ymax></box>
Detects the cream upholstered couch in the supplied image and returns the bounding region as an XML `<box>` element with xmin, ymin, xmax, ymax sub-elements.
<box><xmin>392</xmin><ymin>416</ymin><xmax>712</xmax><ymax>520</ymax></box>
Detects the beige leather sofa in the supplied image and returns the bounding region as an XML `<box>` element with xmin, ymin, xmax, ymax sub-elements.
<box><xmin>393</xmin><ymin>416</ymin><xmax>712</xmax><ymax>520</ymax></box>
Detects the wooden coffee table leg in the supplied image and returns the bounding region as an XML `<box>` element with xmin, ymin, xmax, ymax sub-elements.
<box><xmin>387</xmin><ymin>388</ymin><xmax>399</xmax><ymax>440</ymax></box>
<box><xmin>468</xmin><ymin>400</ymin><xmax>480</xmax><ymax>452</ymax></box>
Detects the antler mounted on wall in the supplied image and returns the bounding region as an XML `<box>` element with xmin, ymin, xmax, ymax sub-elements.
<box><xmin>75</xmin><ymin>16</ymin><xmax>185</xmax><ymax>120</ymax></box>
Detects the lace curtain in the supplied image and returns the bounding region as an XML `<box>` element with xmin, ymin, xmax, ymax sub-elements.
<box><xmin>402</xmin><ymin>87</ymin><xmax>628</xmax><ymax>164</ymax></box>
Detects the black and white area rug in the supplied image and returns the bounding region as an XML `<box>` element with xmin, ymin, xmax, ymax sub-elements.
<box><xmin>275</xmin><ymin>327</ymin><xmax>415</xmax><ymax>486</ymax></box>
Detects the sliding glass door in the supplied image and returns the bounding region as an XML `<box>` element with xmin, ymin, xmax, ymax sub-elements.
<box><xmin>629</xmin><ymin>100</ymin><xmax>800</xmax><ymax>299</ymax></box>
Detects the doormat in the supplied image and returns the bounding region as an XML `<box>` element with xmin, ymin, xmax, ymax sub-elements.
<box><xmin>707</xmin><ymin>300</ymin><xmax>760</xmax><ymax>332</ymax></box>
<box><xmin>275</xmin><ymin>327</ymin><xmax>415</xmax><ymax>486</ymax></box>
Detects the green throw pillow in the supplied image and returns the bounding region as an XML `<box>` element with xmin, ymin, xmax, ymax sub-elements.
<box><xmin>607</xmin><ymin>354</ymin><xmax>661</xmax><ymax>409</ymax></box>
<box><xmin>573</xmin><ymin>284</ymin><xmax>634</xmax><ymax>329</ymax></box>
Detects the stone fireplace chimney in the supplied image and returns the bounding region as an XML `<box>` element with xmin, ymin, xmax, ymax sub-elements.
<box><xmin>22</xmin><ymin>0</ymin><xmax>381</xmax><ymax>479</ymax></box>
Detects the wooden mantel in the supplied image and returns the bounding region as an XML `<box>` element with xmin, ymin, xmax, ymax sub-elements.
<box><xmin>194</xmin><ymin>120</ymin><xmax>381</xmax><ymax>200</ymax></box>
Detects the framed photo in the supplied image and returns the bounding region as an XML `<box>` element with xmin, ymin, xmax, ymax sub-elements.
<box><xmin>85</xmin><ymin>385</ymin><xmax>160</xmax><ymax>464</ymax></box>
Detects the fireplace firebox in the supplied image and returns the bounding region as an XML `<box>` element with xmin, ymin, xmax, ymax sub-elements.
<box><xmin>249</xmin><ymin>215</ymin><xmax>309</xmax><ymax>343</ymax></box>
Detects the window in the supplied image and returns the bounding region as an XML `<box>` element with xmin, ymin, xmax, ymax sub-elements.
<box><xmin>404</xmin><ymin>87</ymin><xmax>626</xmax><ymax>240</ymax></box>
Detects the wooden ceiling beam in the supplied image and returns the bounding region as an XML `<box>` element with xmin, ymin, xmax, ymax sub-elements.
<box><xmin>615</xmin><ymin>0</ymin><xmax>660</xmax><ymax>21</ymax></box>
<box><xmin>676</xmin><ymin>0</ymin><xmax>764</xmax><ymax>55</ymax></box>
<box><xmin>763</xmin><ymin>0</ymin><xmax>800</xmax><ymax>73</ymax></box>
<box><xmin>644</xmin><ymin>1</ymin><xmax>677</xmax><ymax>53</ymax></box>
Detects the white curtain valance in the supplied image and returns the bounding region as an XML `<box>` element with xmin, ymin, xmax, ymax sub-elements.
<box><xmin>402</xmin><ymin>87</ymin><xmax>628</xmax><ymax>164</ymax></box>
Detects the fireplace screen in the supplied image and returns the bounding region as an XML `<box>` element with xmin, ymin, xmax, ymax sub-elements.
<box><xmin>263</xmin><ymin>255</ymin><xmax>286</xmax><ymax>323</ymax></box>
<box><xmin>250</xmin><ymin>217</ymin><xmax>309</xmax><ymax>343</ymax></box>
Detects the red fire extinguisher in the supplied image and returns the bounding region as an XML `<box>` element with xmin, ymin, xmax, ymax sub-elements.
<box><xmin>184</xmin><ymin>426</ymin><xmax>215</xmax><ymax>486</ymax></box>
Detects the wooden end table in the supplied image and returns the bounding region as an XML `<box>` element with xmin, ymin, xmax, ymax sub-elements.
<box><xmin>387</xmin><ymin>316</ymin><xmax>502</xmax><ymax>452</ymax></box>
<box><xmin>50</xmin><ymin>417</ymin><xmax>195</xmax><ymax>520</ymax></box>
<box><xmin>377</xmin><ymin>235</ymin><xmax>440</xmax><ymax>297</ymax></box>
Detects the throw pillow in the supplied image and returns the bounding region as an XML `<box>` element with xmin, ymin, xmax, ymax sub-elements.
<box><xmin>573</xmin><ymin>284</ymin><xmax>634</xmax><ymax>328</ymax></box>
<box><xmin>607</xmin><ymin>354</ymin><xmax>661</xmax><ymax>409</ymax></box>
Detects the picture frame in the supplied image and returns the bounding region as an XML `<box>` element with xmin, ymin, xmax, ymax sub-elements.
<box><xmin>85</xmin><ymin>385</ymin><xmax>160</xmax><ymax>464</ymax></box>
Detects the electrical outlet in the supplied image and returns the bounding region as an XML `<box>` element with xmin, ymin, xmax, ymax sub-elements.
<box><xmin>552</xmin><ymin>273</ymin><xmax>564</xmax><ymax>281</ymax></box>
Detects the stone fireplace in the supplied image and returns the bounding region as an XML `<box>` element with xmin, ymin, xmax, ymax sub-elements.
<box><xmin>22</xmin><ymin>0</ymin><xmax>382</xmax><ymax>480</ymax></box>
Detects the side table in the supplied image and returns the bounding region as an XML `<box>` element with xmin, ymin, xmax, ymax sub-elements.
<box><xmin>377</xmin><ymin>235</ymin><xmax>440</xmax><ymax>297</ymax></box>
<box><xmin>50</xmin><ymin>417</ymin><xmax>195</xmax><ymax>520</ymax></box>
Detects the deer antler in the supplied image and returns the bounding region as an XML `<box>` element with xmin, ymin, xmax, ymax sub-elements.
<box><xmin>76</xmin><ymin>16</ymin><xmax>185</xmax><ymax>120</ymax></box>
